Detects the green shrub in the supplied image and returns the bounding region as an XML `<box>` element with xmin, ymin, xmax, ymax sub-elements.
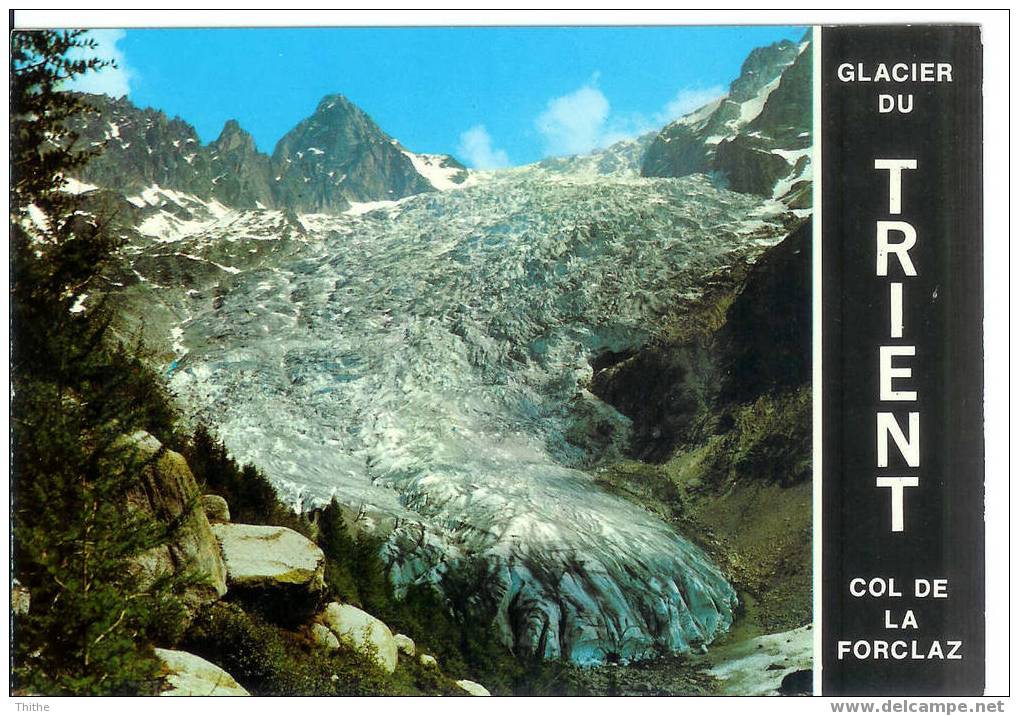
<box><xmin>183</xmin><ymin>602</ymin><xmax>394</xmax><ymax>696</ymax></box>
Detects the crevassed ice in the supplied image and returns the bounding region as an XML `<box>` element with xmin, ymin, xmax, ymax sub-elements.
<box><xmin>167</xmin><ymin>170</ymin><xmax>791</xmax><ymax>664</ymax></box>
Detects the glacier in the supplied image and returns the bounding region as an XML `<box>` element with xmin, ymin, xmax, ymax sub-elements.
<box><xmin>119</xmin><ymin>164</ymin><xmax>798</xmax><ymax>664</ymax></box>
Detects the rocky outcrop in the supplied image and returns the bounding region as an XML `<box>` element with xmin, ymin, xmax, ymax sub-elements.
<box><xmin>713</xmin><ymin>135</ymin><xmax>795</xmax><ymax>196</ymax></box>
<box><xmin>125</xmin><ymin>432</ymin><xmax>227</xmax><ymax>608</ymax></box>
<box><xmin>455</xmin><ymin>679</ymin><xmax>491</xmax><ymax>696</ymax></box>
<box><xmin>271</xmin><ymin>94</ymin><xmax>433</xmax><ymax>212</ymax></box>
<box><xmin>419</xmin><ymin>654</ymin><xmax>438</xmax><ymax>668</ymax></box>
<box><xmin>69</xmin><ymin>92</ymin><xmax>466</xmax><ymax>217</ymax></box>
<box><xmin>716</xmin><ymin>219</ymin><xmax>811</xmax><ymax>404</ymax></box>
<box><xmin>316</xmin><ymin>602</ymin><xmax>398</xmax><ymax>674</ymax></box>
<box><xmin>212</xmin><ymin>523</ymin><xmax>325</xmax><ymax>624</ymax></box>
<box><xmin>69</xmin><ymin>95</ymin><xmax>218</xmax><ymax>199</ymax></box>
<box><xmin>155</xmin><ymin>647</ymin><xmax>249</xmax><ymax>696</ymax></box>
<box><xmin>202</xmin><ymin>494</ymin><xmax>231</xmax><ymax>523</ymax></box>
<box><xmin>206</xmin><ymin>120</ymin><xmax>276</xmax><ymax>208</ymax></box>
<box><xmin>591</xmin><ymin>219</ymin><xmax>811</xmax><ymax>462</ymax></box>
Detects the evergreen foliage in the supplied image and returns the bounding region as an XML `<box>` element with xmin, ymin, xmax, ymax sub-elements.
<box><xmin>10</xmin><ymin>30</ymin><xmax>188</xmax><ymax>694</ymax></box>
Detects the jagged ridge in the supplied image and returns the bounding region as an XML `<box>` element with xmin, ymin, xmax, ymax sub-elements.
<box><xmin>68</xmin><ymin>93</ymin><xmax>467</xmax><ymax>212</ymax></box>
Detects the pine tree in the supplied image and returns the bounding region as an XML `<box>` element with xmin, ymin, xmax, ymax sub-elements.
<box><xmin>11</xmin><ymin>29</ymin><xmax>187</xmax><ymax>694</ymax></box>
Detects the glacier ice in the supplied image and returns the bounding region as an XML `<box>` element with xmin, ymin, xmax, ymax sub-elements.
<box><xmin>135</xmin><ymin>167</ymin><xmax>797</xmax><ymax>664</ymax></box>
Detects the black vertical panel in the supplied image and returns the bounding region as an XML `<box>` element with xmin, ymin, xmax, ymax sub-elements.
<box><xmin>821</xmin><ymin>26</ymin><xmax>984</xmax><ymax>694</ymax></box>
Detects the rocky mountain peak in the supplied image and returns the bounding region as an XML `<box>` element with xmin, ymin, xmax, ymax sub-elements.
<box><xmin>213</xmin><ymin>119</ymin><xmax>257</xmax><ymax>153</ymax></box>
<box><xmin>67</xmin><ymin>91</ymin><xmax>467</xmax><ymax>215</ymax></box>
<box><xmin>729</xmin><ymin>39</ymin><xmax>800</xmax><ymax>102</ymax></box>
<box><xmin>269</xmin><ymin>93</ymin><xmax>434</xmax><ymax>212</ymax></box>
<box><xmin>314</xmin><ymin>93</ymin><xmax>358</xmax><ymax>114</ymax></box>
<box><xmin>641</xmin><ymin>35</ymin><xmax>811</xmax><ymax>201</ymax></box>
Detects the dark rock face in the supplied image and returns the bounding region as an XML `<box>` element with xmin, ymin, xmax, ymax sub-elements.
<box><xmin>641</xmin><ymin>34</ymin><xmax>812</xmax><ymax>199</ymax></box>
<box><xmin>640</xmin><ymin>122</ymin><xmax>711</xmax><ymax>179</ymax></box>
<box><xmin>123</xmin><ymin>431</ymin><xmax>228</xmax><ymax>613</ymax></box>
<box><xmin>590</xmin><ymin>219</ymin><xmax>811</xmax><ymax>462</ymax></box>
<box><xmin>70</xmin><ymin>95</ymin><xmax>220</xmax><ymax>198</ymax></box>
<box><xmin>713</xmin><ymin>135</ymin><xmax>794</xmax><ymax>195</ymax></box>
<box><xmin>207</xmin><ymin>120</ymin><xmax>276</xmax><ymax>208</ymax></box>
<box><xmin>717</xmin><ymin>219</ymin><xmax>811</xmax><ymax>404</ymax></box>
<box><xmin>747</xmin><ymin>46</ymin><xmax>812</xmax><ymax>146</ymax></box>
<box><xmin>69</xmin><ymin>92</ymin><xmax>462</xmax><ymax>213</ymax></box>
<box><xmin>271</xmin><ymin>94</ymin><xmax>431</xmax><ymax>212</ymax></box>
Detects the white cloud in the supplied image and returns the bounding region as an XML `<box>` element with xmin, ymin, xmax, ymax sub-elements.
<box><xmin>656</xmin><ymin>85</ymin><xmax>727</xmax><ymax>124</ymax></box>
<box><xmin>65</xmin><ymin>29</ymin><xmax>134</xmax><ymax>98</ymax></box>
<box><xmin>457</xmin><ymin>125</ymin><xmax>510</xmax><ymax>169</ymax></box>
<box><xmin>535</xmin><ymin>81</ymin><xmax>612</xmax><ymax>156</ymax></box>
<box><xmin>534</xmin><ymin>75</ymin><xmax>726</xmax><ymax>158</ymax></box>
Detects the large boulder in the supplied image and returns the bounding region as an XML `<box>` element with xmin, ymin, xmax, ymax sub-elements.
<box><xmin>212</xmin><ymin>523</ymin><xmax>324</xmax><ymax>589</ymax></box>
<box><xmin>212</xmin><ymin>523</ymin><xmax>324</xmax><ymax>625</ymax></box>
<box><xmin>155</xmin><ymin>647</ymin><xmax>249</xmax><ymax>696</ymax></box>
<box><xmin>125</xmin><ymin>432</ymin><xmax>228</xmax><ymax>609</ymax></box>
<box><xmin>455</xmin><ymin>679</ymin><xmax>491</xmax><ymax>696</ymax></box>
<box><xmin>317</xmin><ymin>602</ymin><xmax>398</xmax><ymax>674</ymax></box>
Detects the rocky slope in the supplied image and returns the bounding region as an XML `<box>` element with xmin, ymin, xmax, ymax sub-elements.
<box><xmin>63</xmin><ymin>37</ymin><xmax>812</xmax><ymax>668</ymax></box>
<box><xmin>641</xmin><ymin>34</ymin><xmax>811</xmax><ymax>203</ymax></box>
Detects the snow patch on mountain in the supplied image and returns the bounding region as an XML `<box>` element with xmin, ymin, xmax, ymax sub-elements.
<box><xmin>401</xmin><ymin>150</ymin><xmax>467</xmax><ymax>191</ymax></box>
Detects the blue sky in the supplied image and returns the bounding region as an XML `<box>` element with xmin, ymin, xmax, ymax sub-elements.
<box><xmin>69</xmin><ymin>26</ymin><xmax>806</xmax><ymax>167</ymax></box>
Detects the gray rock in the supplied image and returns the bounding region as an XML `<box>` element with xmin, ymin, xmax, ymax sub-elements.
<box><xmin>311</xmin><ymin>622</ymin><xmax>340</xmax><ymax>651</ymax></box>
<box><xmin>394</xmin><ymin>633</ymin><xmax>416</xmax><ymax>657</ymax></box>
<box><xmin>69</xmin><ymin>92</ymin><xmax>463</xmax><ymax>214</ymax></box>
<box><xmin>212</xmin><ymin>523</ymin><xmax>324</xmax><ymax>591</ymax></box>
<box><xmin>419</xmin><ymin>654</ymin><xmax>438</xmax><ymax>668</ymax></box>
<box><xmin>455</xmin><ymin>679</ymin><xmax>491</xmax><ymax>696</ymax></box>
<box><xmin>642</xmin><ymin>34</ymin><xmax>812</xmax><ymax>199</ymax></box>
<box><xmin>318</xmin><ymin>602</ymin><xmax>398</xmax><ymax>674</ymax></box>
<box><xmin>155</xmin><ymin>647</ymin><xmax>249</xmax><ymax>696</ymax></box>
<box><xmin>271</xmin><ymin>94</ymin><xmax>435</xmax><ymax>212</ymax></box>
<box><xmin>124</xmin><ymin>431</ymin><xmax>228</xmax><ymax>609</ymax></box>
<box><xmin>202</xmin><ymin>494</ymin><xmax>231</xmax><ymax>523</ymax></box>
